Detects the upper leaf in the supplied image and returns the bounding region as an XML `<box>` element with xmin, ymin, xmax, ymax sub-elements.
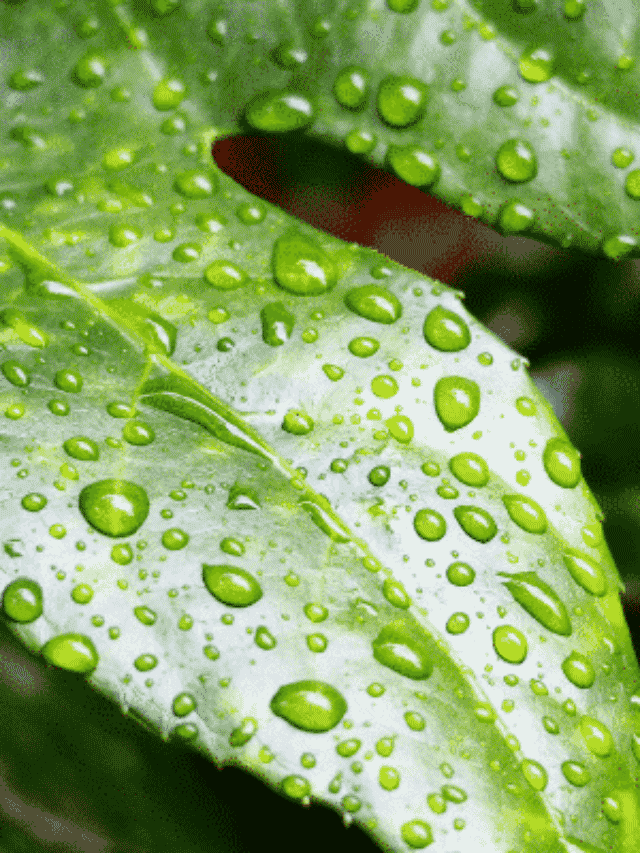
<box><xmin>0</xmin><ymin>3</ymin><xmax>639</xmax><ymax>853</ymax></box>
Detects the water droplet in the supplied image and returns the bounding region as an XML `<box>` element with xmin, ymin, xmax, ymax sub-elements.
<box><xmin>344</xmin><ymin>284</ymin><xmax>402</xmax><ymax>324</ymax></box>
<box><xmin>333</xmin><ymin>66</ymin><xmax>369</xmax><ymax>109</ymax></box>
<box><xmin>369</xmin><ymin>465</ymin><xmax>391</xmax><ymax>486</ymax></box>
<box><xmin>282</xmin><ymin>410</ymin><xmax>314</xmax><ymax>435</ymax></box>
<box><xmin>8</xmin><ymin>68</ymin><xmax>44</xmax><ymax>90</ymax></box>
<box><xmin>73</xmin><ymin>53</ymin><xmax>107</xmax><ymax>87</ymax></box>
<box><xmin>446</xmin><ymin>562</ymin><xmax>475</xmax><ymax>586</ymax></box>
<box><xmin>79</xmin><ymin>479</ymin><xmax>150</xmax><ymax>537</ymax></box>
<box><xmin>260</xmin><ymin>302</ymin><xmax>295</xmax><ymax>346</ymax></box>
<box><xmin>236</xmin><ymin>201</ymin><xmax>266</xmax><ymax>225</ymax></box>
<box><xmin>579</xmin><ymin>716</ymin><xmax>613</xmax><ymax>757</ymax></box>
<box><xmin>499</xmin><ymin>571</ymin><xmax>572</xmax><ymax>635</ymax></box>
<box><xmin>162</xmin><ymin>528</ymin><xmax>189</xmax><ymax>550</ymax></box>
<box><xmin>423</xmin><ymin>305</ymin><xmax>470</xmax><ymax>351</ymax></box>
<box><xmin>109</xmin><ymin>223</ymin><xmax>142</xmax><ymax>247</ymax></box>
<box><xmin>227</xmin><ymin>484</ymin><xmax>261</xmax><ymax>510</ymax></box>
<box><xmin>55</xmin><ymin>368</ymin><xmax>83</xmax><ymax>393</ymax></box>
<box><xmin>173</xmin><ymin>169</ymin><xmax>216</xmax><ymax>198</ymax></box>
<box><xmin>442</xmin><ymin>785</ymin><xmax>467</xmax><ymax>803</ymax></box>
<box><xmin>386</xmin><ymin>144</ymin><xmax>440</xmax><ymax>188</ymax></box>
<box><xmin>414</xmin><ymin>508</ymin><xmax>446</xmax><ymax>541</ymax></box>
<box><xmin>446</xmin><ymin>612</ymin><xmax>470</xmax><ymax>634</ymax></box>
<box><xmin>453</xmin><ymin>505</ymin><xmax>497</xmax><ymax>542</ymax></box>
<box><xmin>449</xmin><ymin>452</ymin><xmax>488</xmax><ymax>486</ymax></box>
<box><xmin>496</xmin><ymin>138</ymin><xmax>538</xmax><ymax>183</ymax></box>
<box><xmin>255</xmin><ymin>625</ymin><xmax>277</xmax><ymax>650</ymax></box>
<box><xmin>386</xmin><ymin>414</ymin><xmax>414</xmax><ymax>443</ymax></box>
<box><xmin>152</xmin><ymin>77</ymin><xmax>186</xmax><ymax>110</ymax></box>
<box><xmin>140</xmin><ymin>374</ymin><xmax>271</xmax><ymax>460</ymax></box>
<box><xmin>521</xmin><ymin>758</ymin><xmax>547</xmax><ymax>791</ymax></box>
<box><xmin>1</xmin><ymin>308</ymin><xmax>47</xmax><ymax>347</ymax></box>
<box><xmin>304</xmin><ymin>603</ymin><xmax>328</xmax><ymax>623</ymax></box>
<box><xmin>561</xmin><ymin>760</ymin><xmax>590</xmax><ymax>787</ymax></box>
<box><xmin>134</xmin><ymin>653</ymin><xmax>158</xmax><ymax>671</ymax></box>
<box><xmin>611</xmin><ymin>147</ymin><xmax>634</xmax><ymax>168</ymax></box>
<box><xmin>515</xmin><ymin>396</ymin><xmax>536</xmax><ymax>416</ymax></box>
<box><xmin>299</xmin><ymin>497</ymin><xmax>350</xmax><ymax>542</ymax></box>
<box><xmin>270</xmin><ymin>680</ymin><xmax>347</xmax><ymax>732</ymax></box>
<box><xmin>387</xmin><ymin>0</ymin><xmax>419</xmax><ymax>11</ymax></box>
<box><xmin>63</xmin><ymin>436</ymin><xmax>100</xmax><ymax>461</ymax></box>
<box><xmin>602</xmin><ymin>234</ymin><xmax>637</xmax><ymax>261</ymax></box>
<box><xmin>400</xmin><ymin>819</ymin><xmax>433</xmax><ymax>849</ymax></box>
<box><xmin>543</xmin><ymin>437</ymin><xmax>581</xmax><ymax>487</ymax></box>
<box><xmin>562</xmin><ymin>651</ymin><xmax>595</xmax><ymax>688</ymax></box>
<box><xmin>2</xmin><ymin>577</ymin><xmax>43</xmax><ymax>622</ymax></box>
<box><xmin>345</xmin><ymin>128</ymin><xmax>377</xmax><ymax>154</ymax></box>
<box><xmin>519</xmin><ymin>46</ymin><xmax>554</xmax><ymax>83</ymax></box>
<box><xmin>383</xmin><ymin>578</ymin><xmax>411</xmax><ymax>609</ymax></box>
<box><xmin>372</xmin><ymin>619</ymin><xmax>433</xmax><ymax>679</ymax></box>
<box><xmin>602</xmin><ymin>796</ymin><xmax>622</xmax><ymax>824</ymax></box>
<box><xmin>273</xmin><ymin>231</ymin><xmax>336</xmax><ymax>296</ymax></box>
<box><xmin>493</xmin><ymin>84</ymin><xmax>520</xmax><ymax>107</ymax></box>
<box><xmin>245</xmin><ymin>90</ymin><xmax>315</xmax><ymax>132</ymax></box>
<box><xmin>123</xmin><ymin>421</ymin><xmax>155</xmax><ymax>445</ymax></box>
<box><xmin>348</xmin><ymin>336</ymin><xmax>379</xmax><ymax>357</ymax></box>
<box><xmin>562</xmin><ymin>548</ymin><xmax>607</xmax><ymax>596</ymax></box>
<box><xmin>229</xmin><ymin>717</ymin><xmax>258</xmax><ymax>747</ymax></box>
<box><xmin>434</xmin><ymin>376</ymin><xmax>480</xmax><ymax>431</ymax></box>
<box><xmin>202</xmin><ymin>563</ymin><xmax>262</xmax><ymax>606</ymax></box>
<box><xmin>21</xmin><ymin>493</ymin><xmax>47</xmax><ymax>511</ymax></box>
<box><xmin>111</xmin><ymin>543</ymin><xmax>133</xmax><ymax>564</ymax></box>
<box><xmin>377</xmin><ymin>75</ymin><xmax>428</xmax><ymax>128</ymax></box>
<box><xmin>134</xmin><ymin>606</ymin><xmax>157</xmax><ymax>626</ymax></box>
<box><xmin>203</xmin><ymin>259</ymin><xmax>248</xmax><ymax>290</ymax></box>
<box><xmin>379</xmin><ymin>765</ymin><xmax>400</xmax><ymax>790</ymax></box>
<box><xmin>2</xmin><ymin>360</ymin><xmax>30</xmax><ymax>387</ymax></box>
<box><xmin>502</xmin><ymin>494</ymin><xmax>547</xmax><ymax>534</ymax></box>
<box><xmin>41</xmin><ymin>633</ymin><xmax>99</xmax><ymax>674</ymax></box>
<box><xmin>499</xmin><ymin>199</ymin><xmax>535</xmax><ymax>233</ymax></box>
<box><xmin>71</xmin><ymin>583</ymin><xmax>93</xmax><ymax>604</ymax></box>
<box><xmin>493</xmin><ymin>625</ymin><xmax>528</xmax><ymax>663</ymax></box>
<box><xmin>173</xmin><ymin>692</ymin><xmax>197</xmax><ymax>717</ymax></box>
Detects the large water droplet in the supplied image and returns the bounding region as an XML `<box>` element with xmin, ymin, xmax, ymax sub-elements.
<box><xmin>434</xmin><ymin>376</ymin><xmax>480</xmax><ymax>431</ymax></box>
<box><xmin>273</xmin><ymin>231</ymin><xmax>336</xmax><ymax>296</ymax></box>
<box><xmin>2</xmin><ymin>577</ymin><xmax>43</xmax><ymax>622</ymax></box>
<box><xmin>562</xmin><ymin>549</ymin><xmax>607</xmax><ymax>596</ymax></box>
<box><xmin>245</xmin><ymin>90</ymin><xmax>315</xmax><ymax>132</ymax></box>
<box><xmin>453</xmin><ymin>506</ymin><xmax>497</xmax><ymax>542</ymax></box>
<box><xmin>79</xmin><ymin>479</ymin><xmax>149</xmax><ymax>537</ymax></box>
<box><xmin>543</xmin><ymin>437</ymin><xmax>581</xmax><ymax>488</ymax></box>
<box><xmin>495</xmin><ymin>139</ymin><xmax>538</xmax><ymax>183</ymax></box>
<box><xmin>493</xmin><ymin>625</ymin><xmax>528</xmax><ymax>663</ymax></box>
<box><xmin>41</xmin><ymin>632</ymin><xmax>99</xmax><ymax>674</ymax></box>
<box><xmin>502</xmin><ymin>494</ymin><xmax>547</xmax><ymax>534</ymax></box>
<box><xmin>499</xmin><ymin>571</ymin><xmax>572</xmax><ymax>635</ymax></box>
<box><xmin>270</xmin><ymin>680</ymin><xmax>347</xmax><ymax>732</ymax></box>
<box><xmin>423</xmin><ymin>305</ymin><xmax>470</xmax><ymax>351</ymax></box>
<box><xmin>261</xmin><ymin>301</ymin><xmax>295</xmax><ymax>346</ymax></box>
<box><xmin>377</xmin><ymin>75</ymin><xmax>428</xmax><ymax>127</ymax></box>
<box><xmin>372</xmin><ymin>619</ymin><xmax>433</xmax><ymax>679</ymax></box>
<box><xmin>202</xmin><ymin>563</ymin><xmax>262</xmax><ymax>606</ymax></box>
<box><xmin>344</xmin><ymin>284</ymin><xmax>402</xmax><ymax>324</ymax></box>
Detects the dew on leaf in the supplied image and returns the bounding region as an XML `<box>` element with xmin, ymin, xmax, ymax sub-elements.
<box><xmin>372</xmin><ymin>619</ymin><xmax>433</xmax><ymax>679</ymax></box>
<box><xmin>333</xmin><ymin>66</ymin><xmax>369</xmax><ymax>109</ymax></box>
<box><xmin>499</xmin><ymin>199</ymin><xmax>535</xmax><ymax>233</ymax></box>
<box><xmin>519</xmin><ymin>46</ymin><xmax>554</xmax><ymax>83</ymax></box>
<box><xmin>348</xmin><ymin>336</ymin><xmax>379</xmax><ymax>357</ymax></box>
<box><xmin>1</xmin><ymin>309</ymin><xmax>47</xmax><ymax>347</ymax></box>
<box><xmin>273</xmin><ymin>231</ymin><xmax>336</xmax><ymax>295</ymax></box>
<box><xmin>521</xmin><ymin>758</ymin><xmax>547</xmax><ymax>791</ymax></box>
<box><xmin>123</xmin><ymin>421</ymin><xmax>155</xmax><ymax>445</ymax></box>
<box><xmin>220</xmin><ymin>537</ymin><xmax>244</xmax><ymax>556</ymax></box>
<box><xmin>344</xmin><ymin>284</ymin><xmax>402</xmax><ymax>324</ymax></box>
<box><xmin>386</xmin><ymin>414</ymin><xmax>414</xmax><ymax>443</ymax></box>
<box><xmin>2</xmin><ymin>577</ymin><xmax>43</xmax><ymax>622</ymax></box>
<box><xmin>543</xmin><ymin>437</ymin><xmax>581</xmax><ymax>487</ymax></box>
<box><xmin>270</xmin><ymin>680</ymin><xmax>347</xmax><ymax>732</ymax></box>
<box><xmin>579</xmin><ymin>716</ymin><xmax>613</xmax><ymax>757</ymax></box>
<box><xmin>173</xmin><ymin>170</ymin><xmax>216</xmax><ymax>198</ymax></box>
<box><xmin>173</xmin><ymin>692</ymin><xmax>197</xmax><ymax>717</ymax></box>
<box><xmin>2</xmin><ymin>360</ymin><xmax>30</xmax><ymax>387</ymax></box>
<box><xmin>493</xmin><ymin>625</ymin><xmax>528</xmax><ymax>663</ymax></box>
<box><xmin>386</xmin><ymin>145</ymin><xmax>440</xmax><ymax>188</ymax></box>
<box><xmin>400</xmin><ymin>819</ymin><xmax>433</xmax><ymax>849</ymax></box>
<box><xmin>499</xmin><ymin>571</ymin><xmax>572</xmax><ymax>635</ymax></box>
<box><xmin>41</xmin><ymin>632</ymin><xmax>99</xmax><ymax>674</ymax></box>
<box><xmin>611</xmin><ymin>147</ymin><xmax>634</xmax><ymax>168</ymax></box>
<box><xmin>495</xmin><ymin>138</ymin><xmax>538</xmax><ymax>183</ymax></box>
<box><xmin>304</xmin><ymin>602</ymin><xmax>328</xmax><ymax>622</ymax></box>
<box><xmin>502</xmin><ymin>494</ymin><xmax>547</xmax><ymax>534</ymax></box>
<box><xmin>8</xmin><ymin>68</ymin><xmax>44</xmax><ymax>90</ymax></box>
<box><xmin>79</xmin><ymin>479</ymin><xmax>150</xmax><ymax>537</ymax></box>
<box><xmin>561</xmin><ymin>760</ymin><xmax>590</xmax><ymax>787</ymax></box>
<box><xmin>152</xmin><ymin>77</ymin><xmax>186</xmax><ymax>110</ymax></box>
<box><xmin>245</xmin><ymin>90</ymin><xmax>315</xmax><ymax>132</ymax></box>
<box><xmin>63</xmin><ymin>436</ymin><xmax>100</xmax><ymax>461</ymax></box>
<box><xmin>134</xmin><ymin>654</ymin><xmax>158</xmax><ymax>672</ymax></box>
<box><xmin>162</xmin><ymin>528</ymin><xmax>189</xmax><ymax>550</ymax></box>
<box><xmin>281</xmin><ymin>775</ymin><xmax>311</xmax><ymax>800</ymax></box>
<box><xmin>382</xmin><ymin>578</ymin><xmax>411</xmax><ymax>609</ymax></box>
<box><xmin>173</xmin><ymin>242</ymin><xmax>201</xmax><ymax>262</ymax></box>
<box><xmin>236</xmin><ymin>202</ymin><xmax>266</xmax><ymax>224</ymax></box>
<box><xmin>107</xmin><ymin>401</ymin><xmax>136</xmax><ymax>418</ymax></box>
<box><xmin>377</xmin><ymin>75</ymin><xmax>428</xmax><ymax>128</ymax></box>
<box><xmin>449</xmin><ymin>452</ymin><xmax>488</xmax><ymax>486</ymax></box>
<box><xmin>255</xmin><ymin>625</ymin><xmax>277</xmax><ymax>649</ymax></box>
<box><xmin>446</xmin><ymin>612</ymin><xmax>470</xmax><ymax>634</ymax></box>
<box><xmin>379</xmin><ymin>766</ymin><xmax>401</xmax><ymax>790</ymax></box>
<box><xmin>345</xmin><ymin>129</ymin><xmax>377</xmax><ymax>154</ymax></box>
<box><xmin>227</xmin><ymin>485</ymin><xmax>261</xmax><ymax>509</ymax></box>
<box><xmin>427</xmin><ymin>793</ymin><xmax>446</xmax><ymax>814</ymax></box>
<box><xmin>202</xmin><ymin>563</ymin><xmax>262</xmax><ymax>606</ymax></box>
<box><xmin>111</xmin><ymin>543</ymin><xmax>133</xmax><ymax>564</ymax></box>
<box><xmin>73</xmin><ymin>53</ymin><xmax>107</xmax><ymax>87</ymax></box>
<box><xmin>414</xmin><ymin>508</ymin><xmax>446</xmax><ymax>541</ymax></box>
<box><xmin>562</xmin><ymin>548</ymin><xmax>607</xmax><ymax>596</ymax></box>
<box><xmin>446</xmin><ymin>562</ymin><xmax>475</xmax><ymax>586</ymax></box>
<box><xmin>21</xmin><ymin>492</ymin><xmax>47</xmax><ymax>511</ymax></box>
<box><xmin>134</xmin><ymin>606</ymin><xmax>157</xmax><ymax>626</ymax></box>
<box><xmin>260</xmin><ymin>302</ymin><xmax>295</xmax><ymax>346</ymax></box>
<box><xmin>434</xmin><ymin>376</ymin><xmax>480</xmax><ymax>430</ymax></box>
<box><xmin>423</xmin><ymin>305</ymin><xmax>470</xmax><ymax>351</ymax></box>
<box><xmin>453</xmin><ymin>505</ymin><xmax>497</xmax><ymax>542</ymax></box>
<box><xmin>493</xmin><ymin>85</ymin><xmax>520</xmax><ymax>106</ymax></box>
<box><xmin>282</xmin><ymin>409</ymin><xmax>314</xmax><ymax>435</ymax></box>
<box><xmin>387</xmin><ymin>0</ymin><xmax>420</xmax><ymax>12</ymax></box>
<box><xmin>515</xmin><ymin>396</ymin><xmax>536</xmax><ymax>416</ymax></box>
<box><xmin>562</xmin><ymin>651</ymin><xmax>595</xmax><ymax>688</ymax></box>
<box><xmin>71</xmin><ymin>583</ymin><xmax>94</xmax><ymax>604</ymax></box>
<box><xmin>369</xmin><ymin>465</ymin><xmax>391</xmax><ymax>486</ymax></box>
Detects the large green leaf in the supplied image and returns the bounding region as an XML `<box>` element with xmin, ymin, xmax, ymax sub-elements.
<box><xmin>0</xmin><ymin>2</ymin><xmax>639</xmax><ymax>853</ymax></box>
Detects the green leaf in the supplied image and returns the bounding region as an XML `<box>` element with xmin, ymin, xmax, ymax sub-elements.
<box><xmin>0</xmin><ymin>3</ymin><xmax>639</xmax><ymax>853</ymax></box>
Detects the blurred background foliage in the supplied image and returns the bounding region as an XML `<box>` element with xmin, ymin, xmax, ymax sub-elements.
<box><xmin>1</xmin><ymin>134</ymin><xmax>638</xmax><ymax>853</ymax></box>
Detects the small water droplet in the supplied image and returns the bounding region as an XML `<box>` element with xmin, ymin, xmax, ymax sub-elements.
<box><xmin>579</xmin><ymin>716</ymin><xmax>613</xmax><ymax>757</ymax></box>
<box><xmin>348</xmin><ymin>336</ymin><xmax>379</xmax><ymax>357</ymax></box>
<box><xmin>446</xmin><ymin>612</ymin><xmax>470</xmax><ymax>634</ymax></box>
<box><xmin>333</xmin><ymin>66</ymin><xmax>369</xmax><ymax>109</ymax></box>
<box><xmin>493</xmin><ymin>85</ymin><xmax>520</xmax><ymax>107</ymax></box>
<box><xmin>383</xmin><ymin>578</ymin><xmax>411</xmax><ymax>609</ymax></box>
<box><xmin>449</xmin><ymin>452</ymin><xmax>488</xmax><ymax>486</ymax></box>
<box><xmin>202</xmin><ymin>563</ymin><xmax>262</xmax><ymax>606</ymax></box>
<box><xmin>73</xmin><ymin>53</ymin><xmax>108</xmax><ymax>87</ymax></box>
<box><xmin>386</xmin><ymin>145</ymin><xmax>440</xmax><ymax>188</ymax></box>
<box><xmin>561</xmin><ymin>760</ymin><xmax>590</xmax><ymax>787</ymax></box>
<box><xmin>270</xmin><ymin>680</ymin><xmax>347</xmax><ymax>732</ymax></box>
<box><xmin>499</xmin><ymin>199</ymin><xmax>535</xmax><ymax>234</ymax></box>
<box><xmin>1</xmin><ymin>309</ymin><xmax>47</xmax><ymax>347</ymax></box>
<box><xmin>446</xmin><ymin>562</ymin><xmax>475</xmax><ymax>586</ymax></box>
<box><xmin>519</xmin><ymin>46</ymin><xmax>554</xmax><ymax>83</ymax></box>
<box><xmin>152</xmin><ymin>77</ymin><xmax>186</xmax><ymax>110</ymax></box>
<box><xmin>173</xmin><ymin>692</ymin><xmax>197</xmax><ymax>717</ymax></box>
<box><xmin>434</xmin><ymin>376</ymin><xmax>480</xmax><ymax>431</ymax></box>
<box><xmin>64</xmin><ymin>436</ymin><xmax>100</xmax><ymax>461</ymax></box>
<box><xmin>79</xmin><ymin>479</ymin><xmax>149</xmax><ymax>537</ymax></box>
<box><xmin>2</xmin><ymin>360</ymin><xmax>30</xmax><ymax>387</ymax></box>
<box><xmin>400</xmin><ymin>820</ymin><xmax>433</xmax><ymax>849</ymax></box>
<box><xmin>282</xmin><ymin>410</ymin><xmax>314</xmax><ymax>435</ymax></box>
<box><xmin>521</xmin><ymin>758</ymin><xmax>547</xmax><ymax>790</ymax></box>
<box><xmin>260</xmin><ymin>302</ymin><xmax>295</xmax><ymax>346</ymax></box>
<box><xmin>173</xmin><ymin>169</ymin><xmax>216</xmax><ymax>198</ymax></box>
<box><xmin>21</xmin><ymin>493</ymin><xmax>47</xmax><ymax>512</ymax></box>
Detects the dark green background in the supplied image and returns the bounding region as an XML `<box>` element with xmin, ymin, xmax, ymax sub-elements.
<box><xmin>1</xmin><ymin>135</ymin><xmax>638</xmax><ymax>853</ymax></box>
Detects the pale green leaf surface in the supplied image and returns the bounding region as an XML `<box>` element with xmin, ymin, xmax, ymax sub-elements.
<box><xmin>0</xmin><ymin>3</ymin><xmax>639</xmax><ymax>853</ymax></box>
